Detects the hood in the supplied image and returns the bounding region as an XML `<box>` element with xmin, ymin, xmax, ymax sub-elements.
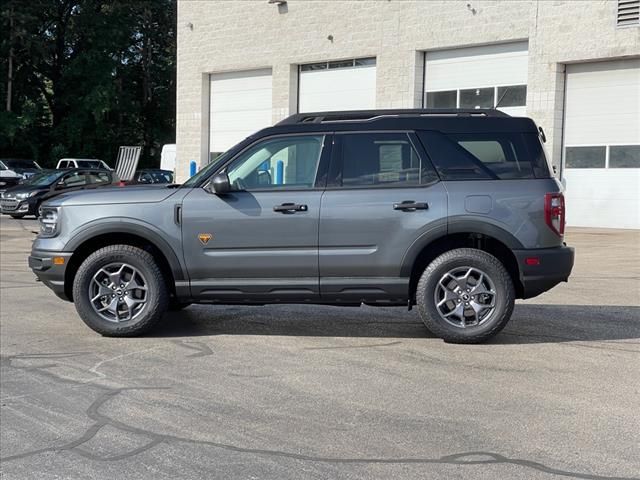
<box><xmin>47</xmin><ymin>185</ymin><xmax>181</xmax><ymax>207</ymax></box>
<box><xmin>1</xmin><ymin>184</ymin><xmax>48</xmax><ymax>197</ymax></box>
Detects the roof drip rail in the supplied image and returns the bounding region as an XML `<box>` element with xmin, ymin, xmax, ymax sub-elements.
<box><xmin>277</xmin><ymin>109</ymin><xmax>509</xmax><ymax>125</ymax></box>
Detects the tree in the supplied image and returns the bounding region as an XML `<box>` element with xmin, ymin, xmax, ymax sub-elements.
<box><xmin>0</xmin><ymin>0</ymin><xmax>176</xmax><ymax>168</ymax></box>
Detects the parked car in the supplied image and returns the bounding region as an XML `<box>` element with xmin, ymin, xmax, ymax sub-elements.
<box><xmin>1</xmin><ymin>168</ymin><xmax>117</xmax><ymax>218</ymax></box>
<box><xmin>0</xmin><ymin>169</ymin><xmax>22</xmax><ymax>192</ymax></box>
<box><xmin>126</xmin><ymin>169</ymin><xmax>174</xmax><ymax>185</ymax></box>
<box><xmin>56</xmin><ymin>158</ymin><xmax>111</xmax><ymax>170</ymax></box>
<box><xmin>30</xmin><ymin>109</ymin><xmax>574</xmax><ymax>343</ymax></box>
<box><xmin>0</xmin><ymin>158</ymin><xmax>42</xmax><ymax>181</ymax></box>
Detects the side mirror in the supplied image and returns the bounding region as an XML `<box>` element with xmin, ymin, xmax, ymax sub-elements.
<box><xmin>211</xmin><ymin>173</ymin><xmax>231</xmax><ymax>194</ymax></box>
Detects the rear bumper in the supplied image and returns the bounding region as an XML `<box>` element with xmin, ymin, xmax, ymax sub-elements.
<box><xmin>513</xmin><ymin>245</ymin><xmax>575</xmax><ymax>299</ymax></box>
<box><xmin>28</xmin><ymin>249</ymin><xmax>73</xmax><ymax>301</ymax></box>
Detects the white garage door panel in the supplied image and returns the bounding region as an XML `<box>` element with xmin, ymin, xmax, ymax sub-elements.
<box><xmin>299</xmin><ymin>66</ymin><xmax>376</xmax><ymax>113</ymax></box>
<box><xmin>564</xmin><ymin>169</ymin><xmax>640</xmax><ymax>229</ymax></box>
<box><xmin>426</xmin><ymin>42</ymin><xmax>528</xmax><ymax>91</ymax></box>
<box><xmin>210</xmin><ymin>69</ymin><xmax>272</xmax><ymax>153</ymax></box>
<box><xmin>565</xmin><ymin>60</ymin><xmax>640</xmax><ymax>145</ymax></box>
<box><xmin>564</xmin><ymin>60</ymin><xmax>640</xmax><ymax>229</ymax></box>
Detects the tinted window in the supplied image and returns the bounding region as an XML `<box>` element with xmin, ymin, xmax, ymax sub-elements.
<box><xmin>86</xmin><ymin>171</ymin><xmax>111</xmax><ymax>184</ymax></box>
<box><xmin>61</xmin><ymin>172</ymin><xmax>87</xmax><ymax>187</ymax></box>
<box><xmin>226</xmin><ymin>135</ymin><xmax>324</xmax><ymax>190</ymax></box>
<box><xmin>609</xmin><ymin>145</ymin><xmax>640</xmax><ymax>168</ymax></box>
<box><xmin>417</xmin><ymin>131</ymin><xmax>550</xmax><ymax>180</ymax></box>
<box><xmin>496</xmin><ymin>85</ymin><xmax>527</xmax><ymax>108</ymax></box>
<box><xmin>77</xmin><ymin>160</ymin><xmax>102</xmax><ymax>169</ymax></box>
<box><xmin>426</xmin><ymin>91</ymin><xmax>457</xmax><ymax>109</ymax></box>
<box><xmin>338</xmin><ymin>133</ymin><xmax>436</xmax><ymax>187</ymax></box>
<box><xmin>460</xmin><ymin>88</ymin><xmax>494</xmax><ymax>109</ymax></box>
<box><xmin>565</xmin><ymin>146</ymin><xmax>606</xmax><ymax>168</ymax></box>
<box><xmin>26</xmin><ymin>171</ymin><xmax>66</xmax><ymax>186</ymax></box>
<box><xmin>4</xmin><ymin>159</ymin><xmax>36</xmax><ymax>169</ymax></box>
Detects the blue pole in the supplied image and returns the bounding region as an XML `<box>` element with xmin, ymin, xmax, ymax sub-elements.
<box><xmin>275</xmin><ymin>160</ymin><xmax>284</xmax><ymax>185</ymax></box>
<box><xmin>189</xmin><ymin>161</ymin><xmax>197</xmax><ymax>177</ymax></box>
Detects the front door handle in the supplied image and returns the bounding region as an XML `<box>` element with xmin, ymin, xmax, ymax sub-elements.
<box><xmin>273</xmin><ymin>203</ymin><xmax>308</xmax><ymax>213</ymax></box>
<box><xmin>393</xmin><ymin>200</ymin><xmax>429</xmax><ymax>211</ymax></box>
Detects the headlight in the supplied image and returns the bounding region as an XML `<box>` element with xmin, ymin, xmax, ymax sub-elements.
<box><xmin>39</xmin><ymin>207</ymin><xmax>61</xmax><ymax>237</ymax></box>
<box><xmin>15</xmin><ymin>191</ymin><xmax>37</xmax><ymax>200</ymax></box>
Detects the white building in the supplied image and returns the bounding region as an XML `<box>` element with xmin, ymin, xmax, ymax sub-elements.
<box><xmin>176</xmin><ymin>0</ymin><xmax>640</xmax><ymax>228</ymax></box>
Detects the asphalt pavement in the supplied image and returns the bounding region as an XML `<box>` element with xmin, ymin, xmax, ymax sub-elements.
<box><xmin>1</xmin><ymin>214</ymin><xmax>639</xmax><ymax>480</ymax></box>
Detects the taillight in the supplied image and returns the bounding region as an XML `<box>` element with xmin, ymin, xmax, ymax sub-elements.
<box><xmin>544</xmin><ymin>193</ymin><xmax>565</xmax><ymax>237</ymax></box>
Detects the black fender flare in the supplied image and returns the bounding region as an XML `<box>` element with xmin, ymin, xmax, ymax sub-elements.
<box><xmin>399</xmin><ymin>217</ymin><xmax>524</xmax><ymax>277</ymax></box>
<box><xmin>64</xmin><ymin>218</ymin><xmax>187</xmax><ymax>281</ymax></box>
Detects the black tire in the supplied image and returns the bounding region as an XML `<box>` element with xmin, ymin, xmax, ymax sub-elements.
<box><xmin>416</xmin><ymin>248</ymin><xmax>515</xmax><ymax>344</ymax></box>
<box><xmin>72</xmin><ymin>244</ymin><xmax>169</xmax><ymax>336</ymax></box>
<box><xmin>168</xmin><ymin>300</ymin><xmax>192</xmax><ymax>311</ymax></box>
<box><xmin>10</xmin><ymin>214</ymin><xmax>25</xmax><ymax>219</ymax></box>
<box><xmin>34</xmin><ymin>202</ymin><xmax>42</xmax><ymax>219</ymax></box>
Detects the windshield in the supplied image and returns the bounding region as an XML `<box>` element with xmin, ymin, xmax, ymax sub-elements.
<box><xmin>181</xmin><ymin>151</ymin><xmax>232</xmax><ymax>187</ymax></box>
<box><xmin>76</xmin><ymin>160</ymin><xmax>103</xmax><ymax>168</ymax></box>
<box><xmin>3</xmin><ymin>159</ymin><xmax>41</xmax><ymax>170</ymax></box>
<box><xmin>25</xmin><ymin>170</ymin><xmax>65</xmax><ymax>186</ymax></box>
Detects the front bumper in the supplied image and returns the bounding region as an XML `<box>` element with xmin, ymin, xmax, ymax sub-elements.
<box><xmin>513</xmin><ymin>245</ymin><xmax>575</xmax><ymax>299</ymax></box>
<box><xmin>1</xmin><ymin>198</ymin><xmax>32</xmax><ymax>215</ymax></box>
<box><xmin>29</xmin><ymin>249</ymin><xmax>73</xmax><ymax>301</ymax></box>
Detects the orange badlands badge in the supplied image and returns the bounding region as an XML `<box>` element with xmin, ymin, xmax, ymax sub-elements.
<box><xmin>198</xmin><ymin>233</ymin><xmax>212</xmax><ymax>245</ymax></box>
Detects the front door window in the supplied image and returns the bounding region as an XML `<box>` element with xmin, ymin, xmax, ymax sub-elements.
<box><xmin>226</xmin><ymin>135</ymin><xmax>325</xmax><ymax>190</ymax></box>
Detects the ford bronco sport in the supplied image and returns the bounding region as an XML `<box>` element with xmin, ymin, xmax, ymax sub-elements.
<box><xmin>29</xmin><ymin>109</ymin><xmax>574</xmax><ymax>343</ymax></box>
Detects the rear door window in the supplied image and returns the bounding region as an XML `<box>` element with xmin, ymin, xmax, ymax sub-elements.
<box><xmin>86</xmin><ymin>171</ymin><xmax>111</xmax><ymax>185</ymax></box>
<box><xmin>333</xmin><ymin>132</ymin><xmax>438</xmax><ymax>187</ymax></box>
<box><xmin>61</xmin><ymin>171</ymin><xmax>87</xmax><ymax>187</ymax></box>
<box><xmin>417</xmin><ymin>131</ymin><xmax>551</xmax><ymax>180</ymax></box>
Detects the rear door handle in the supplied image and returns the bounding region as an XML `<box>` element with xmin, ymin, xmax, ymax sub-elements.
<box><xmin>393</xmin><ymin>200</ymin><xmax>429</xmax><ymax>211</ymax></box>
<box><xmin>273</xmin><ymin>203</ymin><xmax>308</xmax><ymax>213</ymax></box>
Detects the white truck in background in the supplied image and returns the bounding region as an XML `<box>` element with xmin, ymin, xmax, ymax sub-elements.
<box><xmin>160</xmin><ymin>144</ymin><xmax>176</xmax><ymax>173</ymax></box>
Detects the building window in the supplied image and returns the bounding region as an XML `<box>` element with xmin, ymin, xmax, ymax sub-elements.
<box><xmin>300</xmin><ymin>57</ymin><xmax>376</xmax><ymax>72</ymax></box>
<box><xmin>425</xmin><ymin>84</ymin><xmax>526</xmax><ymax>110</ymax></box>
<box><xmin>460</xmin><ymin>88</ymin><xmax>495</xmax><ymax>109</ymax></box>
<box><xmin>496</xmin><ymin>85</ymin><xmax>527</xmax><ymax>108</ymax></box>
<box><xmin>565</xmin><ymin>145</ymin><xmax>640</xmax><ymax>169</ymax></box>
<box><xmin>425</xmin><ymin>90</ymin><xmax>457</xmax><ymax>109</ymax></box>
<box><xmin>565</xmin><ymin>146</ymin><xmax>607</xmax><ymax>168</ymax></box>
<box><xmin>609</xmin><ymin>145</ymin><xmax>640</xmax><ymax>168</ymax></box>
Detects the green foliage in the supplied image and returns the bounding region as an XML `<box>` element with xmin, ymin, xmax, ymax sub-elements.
<box><xmin>0</xmin><ymin>0</ymin><xmax>176</xmax><ymax>168</ymax></box>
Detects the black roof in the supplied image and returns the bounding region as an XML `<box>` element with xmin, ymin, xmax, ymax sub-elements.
<box><xmin>263</xmin><ymin>109</ymin><xmax>537</xmax><ymax>135</ymax></box>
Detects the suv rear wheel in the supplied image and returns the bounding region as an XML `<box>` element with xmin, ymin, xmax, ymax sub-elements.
<box><xmin>72</xmin><ymin>245</ymin><xmax>169</xmax><ymax>336</ymax></box>
<box><xmin>416</xmin><ymin>248</ymin><xmax>514</xmax><ymax>344</ymax></box>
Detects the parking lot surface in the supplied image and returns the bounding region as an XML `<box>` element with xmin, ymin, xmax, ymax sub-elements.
<box><xmin>1</xmin><ymin>214</ymin><xmax>639</xmax><ymax>480</ymax></box>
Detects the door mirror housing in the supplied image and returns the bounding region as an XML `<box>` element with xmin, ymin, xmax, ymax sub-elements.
<box><xmin>211</xmin><ymin>173</ymin><xmax>231</xmax><ymax>194</ymax></box>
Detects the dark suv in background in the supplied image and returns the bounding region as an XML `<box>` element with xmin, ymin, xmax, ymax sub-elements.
<box><xmin>29</xmin><ymin>109</ymin><xmax>574</xmax><ymax>343</ymax></box>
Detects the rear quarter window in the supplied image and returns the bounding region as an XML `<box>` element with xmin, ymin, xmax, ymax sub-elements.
<box><xmin>417</xmin><ymin>130</ymin><xmax>551</xmax><ymax>180</ymax></box>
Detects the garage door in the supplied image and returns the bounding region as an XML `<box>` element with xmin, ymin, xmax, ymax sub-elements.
<box><xmin>209</xmin><ymin>69</ymin><xmax>272</xmax><ymax>157</ymax></box>
<box><xmin>424</xmin><ymin>42</ymin><xmax>528</xmax><ymax>116</ymax></box>
<box><xmin>298</xmin><ymin>57</ymin><xmax>376</xmax><ymax>113</ymax></box>
<box><xmin>563</xmin><ymin>60</ymin><xmax>640</xmax><ymax>229</ymax></box>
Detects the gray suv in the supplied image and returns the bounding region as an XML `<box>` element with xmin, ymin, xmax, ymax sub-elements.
<box><xmin>29</xmin><ymin>109</ymin><xmax>574</xmax><ymax>343</ymax></box>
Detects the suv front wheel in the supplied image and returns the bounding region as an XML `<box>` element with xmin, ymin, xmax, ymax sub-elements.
<box><xmin>416</xmin><ymin>248</ymin><xmax>515</xmax><ymax>344</ymax></box>
<box><xmin>72</xmin><ymin>245</ymin><xmax>169</xmax><ymax>336</ymax></box>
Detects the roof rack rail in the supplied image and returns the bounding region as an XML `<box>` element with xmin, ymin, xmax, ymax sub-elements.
<box><xmin>276</xmin><ymin>108</ymin><xmax>509</xmax><ymax>125</ymax></box>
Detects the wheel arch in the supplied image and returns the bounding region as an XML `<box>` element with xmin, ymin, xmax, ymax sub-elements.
<box><xmin>403</xmin><ymin>225</ymin><xmax>524</xmax><ymax>301</ymax></box>
<box><xmin>63</xmin><ymin>223</ymin><xmax>187</xmax><ymax>302</ymax></box>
